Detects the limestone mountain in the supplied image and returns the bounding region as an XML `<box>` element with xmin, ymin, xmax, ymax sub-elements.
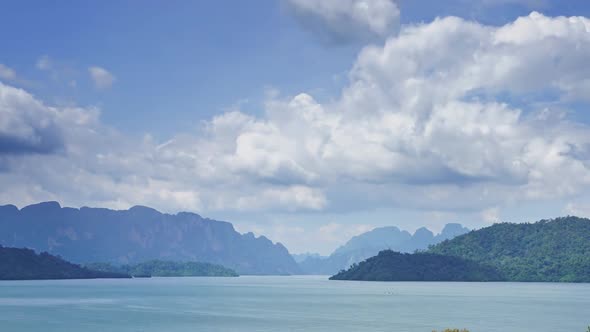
<box><xmin>299</xmin><ymin>223</ymin><xmax>469</xmax><ymax>275</ymax></box>
<box><xmin>0</xmin><ymin>202</ymin><xmax>300</xmax><ymax>275</ymax></box>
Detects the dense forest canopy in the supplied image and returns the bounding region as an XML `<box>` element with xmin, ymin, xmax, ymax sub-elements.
<box><xmin>329</xmin><ymin>250</ymin><xmax>504</xmax><ymax>281</ymax></box>
<box><xmin>0</xmin><ymin>246</ymin><xmax>130</xmax><ymax>280</ymax></box>
<box><xmin>332</xmin><ymin>217</ymin><xmax>590</xmax><ymax>282</ymax></box>
<box><xmin>429</xmin><ymin>217</ymin><xmax>590</xmax><ymax>282</ymax></box>
<box><xmin>86</xmin><ymin>260</ymin><xmax>238</xmax><ymax>277</ymax></box>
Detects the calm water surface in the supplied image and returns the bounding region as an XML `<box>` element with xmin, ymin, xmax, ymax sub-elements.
<box><xmin>0</xmin><ymin>276</ymin><xmax>588</xmax><ymax>332</ymax></box>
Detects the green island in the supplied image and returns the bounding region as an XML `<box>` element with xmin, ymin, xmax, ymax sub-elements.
<box><xmin>429</xmin><ymin>216</ymin><xmax>590</xmax><ymax>282</ymax></box>
<box><xmin>86</xmin><ymin>260</ymin><xmax>239</xmax><ymax>277</ymax></box>
<box><xmin>331</xmin><ymin>216</ymin><xmax>590</xmax><ymax>282</ymax></box>
<box><xmin>329</xmin><ymin>250</ymin><xmax>503</xmax><ymax>281</ymax></box>
<box><xmin>0</xmin><ymin>245</ymin><xmax>130</xmax><ymax>280</ymax></box>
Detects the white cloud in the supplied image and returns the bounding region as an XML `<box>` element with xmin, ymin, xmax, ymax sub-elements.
<box><xmin>481</xmin><ymin>207</ymin><xmax>500</xmax><ymax>224</ymax></box>
<box><xmin>1</xmin><ymin>12</ymin><xmax>590</xmax><ymax>230</ymax></box>
<box><xmin>317</xmin><ymin>222</ymin><xmax>374</xmax><ymax>247</ymax></box>
<box><xmin>0</xmin><ymin>82</ymin><xmax>66</xmax><ymax>155</ymax></box>
<box><xmin>88</xmin><ymin>66</ymin><xmax>116</xmax><ymax>89</ymax></box>
<box><xmin>0</xmin><ymin>64</ymin><xmax>16</xmax><ymax>81</ymax></box>
<box><xmin>288</xmin><ymin>0</ymin><xmax>400</xmax><ymax>43</ymax></box>
<box><xmin>236</xmin><ymin>186</ymin><xmax>327</xmax><ymax>211</ymax></box>
<box><xmin>565</xmin><ymin>202</ymin><xmax>590</xmax><ymax>218</ymax></box>
<box><xmin>36</xmin><ymin>55</ymin><xmax>81</xmax><ymax>88</ymax></box>
<box><xmin>36</xmin><ymin>55</ymin><xmax>52</xmax><ymax>71</ymax></box>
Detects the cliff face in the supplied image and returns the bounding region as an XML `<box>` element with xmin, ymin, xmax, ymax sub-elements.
<box><xmin>0</xmin><ymin>202</ymin><xmax>300</xmax><ymax>275</ymax></box>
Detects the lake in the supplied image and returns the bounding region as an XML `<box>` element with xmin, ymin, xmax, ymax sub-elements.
<box><xmin>0</xmin><ymin>276</ymin><xmax>588</xmax><ymax>331</ymax></box>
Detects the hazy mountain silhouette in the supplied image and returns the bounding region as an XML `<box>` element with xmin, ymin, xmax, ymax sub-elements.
<box><xmin>0</xmin><ymin>202</ymin><xmax>300</xmax><ymax>275</ymax></box>
<box><xmin>299</xmin><ymin>223</ymin><xmax>469</xmax><ymax>274</ymax></box>
<box><xmin>291</xmin><ymin>252</ymin><xmax>326</xmax><ymax>263</ymax></box>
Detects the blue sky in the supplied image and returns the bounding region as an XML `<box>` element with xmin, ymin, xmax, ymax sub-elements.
<box><xmin>1</xmin><ymin>0</ymin><xmax>590</xmax><ymax>254</ymax></box>
<box><xmin>4</xmin><ymin>0</ymin><xmax>588</xmax><ymax>136</ymax></box>
<box><xmin>1</xmin><ymin>0</ymin><xmax>360</xmax><ymax>135</ymax></box>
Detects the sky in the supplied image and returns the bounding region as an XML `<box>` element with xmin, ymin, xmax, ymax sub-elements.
<box><xmin>1</xmin><ymin>0</ymin><xmax>590</xmax><ymax>255</ymax></box>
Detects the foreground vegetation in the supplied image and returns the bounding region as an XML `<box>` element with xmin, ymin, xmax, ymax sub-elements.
<box><xmin>86</xmin><ymin>260</ymin><xmax>238</xmax><ymax>277</ymax></box>
<box><xmin>0</xmin><ymin>246</ymin><xmax>130</xmax><ymax>280</ymax></box>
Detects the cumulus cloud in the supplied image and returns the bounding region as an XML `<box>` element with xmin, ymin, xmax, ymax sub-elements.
<box><xmin>36</xmin><ymin>55</ymin><xmax>52</xmax><ymax>71</ymax></box>
<box><xmin>0</xmin><ymin>82</ymin><xmax>65</xmax><ymax>155</ymax></box>
<box><xmin>565</xmin><ymin>201</ymin><xmax>590</xmax><ymax>218</ymax></box>
<box><xmin>236</xmin><ymin>186</ymin><xmax>327</xmax><ymax>211</ymax></box>
<box><xmin>287</xmin><ymin>0</ymin><xmax>400</xmax><ymax>43</ymax></box>
<box><xmin>88</xmin><ymin>66</ymin><xmax>116</xmax><ymax>89</ymax></box>
<box><xmin>481</xmin><ymin>207</ymin><xmax>501</xmax><ymax>224</ymax></box>
<box><xmin>2</xmin><ymin>12</ymin><xmax>590</xmax><ymax>225</ymax></box>
<box><xmin>0</xmin><ymin>82</ymin><xmax>324</xmax><ymax>212</ymax></box>
<box><xmin>0</xmin><ymin>64</ymin><xmax>16</xmax><ymax>81</ymax></box>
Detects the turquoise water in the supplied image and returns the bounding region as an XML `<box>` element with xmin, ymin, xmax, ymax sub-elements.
<box><xmin>0</xmin><ymin>276</ymin><xmax>588</xmax><ymax>332</ymax></box>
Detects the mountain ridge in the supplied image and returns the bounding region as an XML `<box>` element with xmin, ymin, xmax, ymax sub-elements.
<box><xmin>429</xmin><ymin>216</ymin><xmax>590</xmax><ymax>282</ymax></box>
<box><xmin>299</xmin><ymin>223</ymin><xmax>469</xmax><ymax>275</ymax></box>
<box><xmin>331</xmin><ymin>216</ymin><xmax>590</xmax><ymax>282</ymax></box>
<box><xmin>0</xmin><ymin>201</ymin><xmax>300</xmax><ymax>275</ymax></box>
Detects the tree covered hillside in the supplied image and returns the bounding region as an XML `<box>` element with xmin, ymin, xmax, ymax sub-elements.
<box><xmin>429</xmin><ymin>216</ymin><xmax>590</xmax><ymax>282</ymax></box>
<box><xmin>86</xmin><ymin>260</ymin><xmax>238</xmax><ymax>277</ymax></box>
<box><xmin>0</xmin><ymin>246</ymin><xmax>130</xmax><ymax>280</ymax></box>
<box><xmin>330</xmin><ymin>250</ymin><xmax>504</xmax><ymax>281</ymax></box>
<box><xmin>299</xmin><ymin>223</ymin><xmax>469</xmax><ymax>275</ymax></box>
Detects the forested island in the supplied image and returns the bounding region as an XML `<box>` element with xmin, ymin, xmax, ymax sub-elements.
<box><xmin>331</xmin><ymin>216</ymin><xmax>590</xmax><ymax>282</ymax></box>
<box><xmin>0</xmin><ymin>246</ymin><xmax>130</xmax><ymax>280</ymax></box>
<box><xmin>298</xmin><ymin>223</ymin><xmax>469</xmax><ymax>275</ymax></box>
<box><xmin>329</xmin><ymin>250</ymin><xmax>503</xmax><ymax>281</ymax></box>
<box><xmin>429</xmin><ymin>216</ymin><xmax>590</xmax><ymax>282</ymax></box>
<box><xmin>86</xmin><ymin>260</ymin><xmax>239</xmax><ymax>277</ymax></box>
<box><xmin>0</xmin><ymin>244</ymin><xmax>238</xmax><ymax>280</ymax></box>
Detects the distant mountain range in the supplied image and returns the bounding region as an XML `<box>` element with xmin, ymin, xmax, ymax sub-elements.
<box><xmin>332</xmin><ymin>216</ymin><xmax>590</xmax><ymax>282</ymax></box>
<box><xmin>0</xmin><ymin>202</ymin><xmax>300</xmax><ymax>275</ymax></box>
<box><xmin>298</xmin><ymin>223</ymin><xmax>469</xmax><ymax>275</ymax></box>
<box><xmin>0</xmin><ymin>245</ymin><xmax>130</xmax><ymax>280</ymax></box>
